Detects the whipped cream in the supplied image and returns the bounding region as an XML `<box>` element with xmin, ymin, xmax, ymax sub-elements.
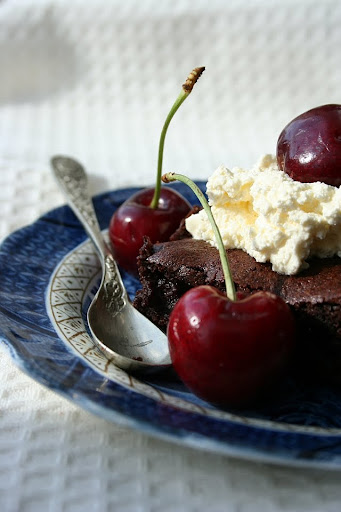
<box><xmin>186</xmin><ymin>154</ymin><xmax>341</xmax><ymax>275</ymax></box>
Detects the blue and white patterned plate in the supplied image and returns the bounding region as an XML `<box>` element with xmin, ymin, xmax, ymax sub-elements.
<box><xmin>2</xmin><ymin>182</ymin><xmax>341</xmax><ymax>470</ymax></box>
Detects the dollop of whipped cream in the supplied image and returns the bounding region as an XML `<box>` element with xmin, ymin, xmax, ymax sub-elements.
<box><xmin>186</xmin><ymin>154</ymin><xmax>341</xmax><ymax>275</ymax></box>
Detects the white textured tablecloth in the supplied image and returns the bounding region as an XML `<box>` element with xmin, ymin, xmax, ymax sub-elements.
<box><xmin>1</xmin><ymin>1</ymin><xmax>341</xmax><ymax>511</ymax></box>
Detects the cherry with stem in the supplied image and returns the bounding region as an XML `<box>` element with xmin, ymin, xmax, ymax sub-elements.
<box><xmin>109</xmin><ymin>67</ymin><xmax>205</xmax><ymax>276</ymax></box>
<box><xmin>162</xmin><ymin>172</ymin><xmax>296</xmax><ymax>407</ymax></box>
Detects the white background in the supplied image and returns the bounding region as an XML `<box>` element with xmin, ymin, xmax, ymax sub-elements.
<box><xmin>1</xmin><ymin>1</ymin><xmax>341</xmax><ymax>510</ymax></box>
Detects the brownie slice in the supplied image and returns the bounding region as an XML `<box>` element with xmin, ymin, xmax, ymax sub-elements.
<box><xmin>133</xmin><ymin>236</ymin><xmax>341</xmax><ymax>384</ymax></box>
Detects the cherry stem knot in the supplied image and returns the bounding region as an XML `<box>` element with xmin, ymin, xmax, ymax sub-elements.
<box><xmin>162</xmin><ymin>172</ymin><xmax>236</xmax><ymax>301</ymax></box>
<box><xmin>150</xmin><ymin>67</ymin><xmax>205</xmax><ymax>210</ymax></box>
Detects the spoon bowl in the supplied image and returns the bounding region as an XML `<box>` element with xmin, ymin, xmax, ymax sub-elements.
<box><xmin>51</xmin><ymin>155</ymin><xmax>171</xmax><ymax>374</ymax></box>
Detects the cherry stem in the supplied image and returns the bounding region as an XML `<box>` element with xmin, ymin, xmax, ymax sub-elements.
<box><xmin>162</xmin><ymin>172</ymin><xmax>236</xmax><ymax>301</ymax></box>
<box><xmin>150</xmin><ymin>67</ymin><xmax>205</xmax><ymax>210</ymax></box>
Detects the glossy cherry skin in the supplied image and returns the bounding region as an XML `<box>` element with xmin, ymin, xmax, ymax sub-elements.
<box><xmin>109</xmin><ymin>187</ymin><xmax>191</xmax><ymax>276</ymax></box>
<box><xmin>167</xmin><ymin>286</ymin><xmax>295</xmax><ymax>407</ymax></box>
<box><xmin>277</xmin><ymin>104</ymin><xmax>341</xmax><ymax>186</ymax></box>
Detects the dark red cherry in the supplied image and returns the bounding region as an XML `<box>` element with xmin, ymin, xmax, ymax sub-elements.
<box><xmin>109</xmin><ymin>187</ymin><xmax>191</xmax><ymax>276</ymax></box>
<box><xmin>277</xmin><ymin>104</ymin><xmax>341</xmax><ymax>186</ymax></box>
<box><xmin>167</xmin><ymin>286</ymin><xmax>295</xmax><ymax>406</ymax></box>
<box><xmin>109</xmin><ymin>67</ymin><xmax>205</xmax><ymax>276</ymax></box>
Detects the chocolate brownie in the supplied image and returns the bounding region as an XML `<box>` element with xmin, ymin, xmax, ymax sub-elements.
<box><xmin>133</xmin><ymin>232</ymin><xmax>341</xmax><ymax>384</ymax></box>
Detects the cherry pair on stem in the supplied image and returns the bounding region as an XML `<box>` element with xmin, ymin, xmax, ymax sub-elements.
<box><xmin>162</xmin><ymin>172</ymin><xmax>296</xmax><ymax>407</ymax></box>
<box><xmin>109</xmin><ymin>67</ymin><xmax>205</xmax><ymax>276</ymax></box>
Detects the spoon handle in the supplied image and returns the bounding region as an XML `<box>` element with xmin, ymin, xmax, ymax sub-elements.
<box><xmin>51</xmin><ymin>155</ymin><xmax>110</xmax><ymax>260</ymax></box>
<box><xmin>51</xmin><ymin>155</ymin><xmax>128</xmax><ymax>309</ymax></box>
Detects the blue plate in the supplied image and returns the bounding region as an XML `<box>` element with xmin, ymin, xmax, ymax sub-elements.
<box><xmin>2</xmin><ymin>182</ymin><xmax>341</xmax><ymax>469</ymax></box>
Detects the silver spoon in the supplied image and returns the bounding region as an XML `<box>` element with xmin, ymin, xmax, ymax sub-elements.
<box><xmin>51</xmin><ymin>155</ymin><xmax>171</xmax><ymax>374</ymax></box>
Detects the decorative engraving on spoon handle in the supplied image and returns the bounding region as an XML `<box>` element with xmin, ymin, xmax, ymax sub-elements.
<box><xmin>51</xmin><ymin>155</ymin><xmax>101</xmax><ymax>234</ymax></box>
<box><xmin>51</xmin><ymin>156</ymin><xmax>128</xmax><ymax>307</ymax></box>
<box><xmin>104</xmin><ymin>255</ymin><xmax>126</xmax><ymax>312</ymax></box>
